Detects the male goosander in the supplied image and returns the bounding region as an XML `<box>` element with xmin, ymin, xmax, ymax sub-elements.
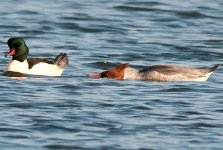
<box><xmin>88</xmin><ymin>63</ymin><xmax>220</xmax><ymax>82</ymax></box>
<box><xmin>4</xmin><ymin>37</ymin><xmax>68</xmax><ymax>76</ymax></box>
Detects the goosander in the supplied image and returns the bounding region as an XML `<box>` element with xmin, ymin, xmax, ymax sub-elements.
<box><xmin>88</xmin><ymin>63</ymin><xmax>220</xmax><ymax>82</ymax></box>
<box><xmin>4</xmin><ymin>37</ymin><xmax>68</xmax><ymax>76</ymax></box>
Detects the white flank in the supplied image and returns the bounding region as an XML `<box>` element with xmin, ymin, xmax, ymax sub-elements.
<box><xmin>5</xmin><ymin>60</ymin><xmax>64</xmax><ymax>76</ymax></box>
<box><xmin>190</xmin><ymin>72</ymin><xmax>212</xmax><ymax>82</ymax></box>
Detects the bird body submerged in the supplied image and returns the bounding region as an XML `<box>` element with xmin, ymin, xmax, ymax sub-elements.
<box><xmin>88</xmin><ymin>63</ymin><xmax>220</xmax><ymax>82</ymax></box>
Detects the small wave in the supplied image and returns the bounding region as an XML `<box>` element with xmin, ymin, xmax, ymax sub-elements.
<box><xmin>161</xmin><ymin>87</ymin><xmax>195</xmax><ymax>92</ymax></box>
<box><xmin>190</xmin><ymin>122</ymin><xmax>220</xmax><ymax>128</ymax></box>
<box><xmin>17</xmin><ymin>10</ymin><xmax>40</xmax><ymax>15</ymax></box>
<box><xmin>115</xmin><ymin>5</ymin><xmax>172</xmax><ymax>13</ymax></box>
<box><xmin>44</xmin><ymin>144</ymin><xmax>84</xmax><ymax>150</ymax></box>
<box><xmin>175</xmin><ymin>11</ymin><xmax>209</xmax><ymax>19</ymax></box>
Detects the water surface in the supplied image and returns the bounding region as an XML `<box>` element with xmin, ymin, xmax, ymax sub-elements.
<box><xmin>0</xmin><ymin>0</ymin><xmax>222</xmax><ymax>149</ymax></box>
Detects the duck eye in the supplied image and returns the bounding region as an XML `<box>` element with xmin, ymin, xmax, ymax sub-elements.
<box><xmin>101</xmin><ymin>72</ymin><xmax>109</xmax><ymax>78</ymax></box>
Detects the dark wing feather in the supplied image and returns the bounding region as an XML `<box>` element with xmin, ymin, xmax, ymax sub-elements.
<box><xmin>27</xmin><ymin>58</ymin><xmax>54</xmax><ymax>69</ymax></box>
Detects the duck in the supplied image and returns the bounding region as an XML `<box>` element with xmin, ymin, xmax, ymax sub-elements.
<box><xmin>4</xmin><ymin>37</ymin><xmax>68</xmax><ymax>76</ymax></box>
<box><xmin>88</xmin><ymin>63</ymin><xmax>220</xmax><ymax>82</ymax></box>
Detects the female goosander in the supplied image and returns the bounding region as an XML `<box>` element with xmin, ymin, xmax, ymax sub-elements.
<box><xmin>88</xmin><ymin>63</ymin><xmax>220</xmax><ymax>82</ymax></box>
<box><xmin>4</xmin><ymin>37</ymin><xmax>68</xmax><ymax>76</ymax></box>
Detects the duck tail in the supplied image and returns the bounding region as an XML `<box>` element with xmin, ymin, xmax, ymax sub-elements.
<box><xmin>209</xmin><ymin>64</ymin><xmax>220</xmax><ymax>72</ymax></box>
<box><xmin>54</xmin><ymin>53</ymin><xmax>68</xmax><ymax>69</ymax></box>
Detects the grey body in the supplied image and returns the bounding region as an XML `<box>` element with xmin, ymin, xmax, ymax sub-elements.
<box><xmin>124</xmin><ymin>64</ymin><xmax>220</xmax><ymax>82</ymax></box>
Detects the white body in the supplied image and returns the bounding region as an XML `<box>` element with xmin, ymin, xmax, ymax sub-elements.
<box><xmin>5</xmin><ymin>60</ymin><xmax>64</xmax><ymax>76</ymax></box>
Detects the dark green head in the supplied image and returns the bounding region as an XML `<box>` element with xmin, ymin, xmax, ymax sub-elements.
<box><xmin>5</xmin><ymin>37</ymin><xmax>29</xmax><ymax>62</ymax></box>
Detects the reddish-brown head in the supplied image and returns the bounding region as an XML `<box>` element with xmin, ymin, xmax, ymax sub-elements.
<box><xmin>88</xmin><ymin>63</ymin><xmax>129</xmax><ymax>80</ymax></box>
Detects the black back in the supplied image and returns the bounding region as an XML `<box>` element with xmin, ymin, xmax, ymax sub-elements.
<box><xmin>27</xmin><ymin>58</ymin><xmax>54</xmax><ymax>69</ymax></box>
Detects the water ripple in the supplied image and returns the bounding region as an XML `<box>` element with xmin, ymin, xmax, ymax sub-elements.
<box><xmin>0</xmin><ymin>0</ymin><xmax>222</xmax><ymax>149</ymax></box>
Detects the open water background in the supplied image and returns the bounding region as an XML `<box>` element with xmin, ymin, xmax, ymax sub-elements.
<box><xmin>0</xmin><ymin>0</ymin><xmax>222</xmax><ymax>149</ymax></box>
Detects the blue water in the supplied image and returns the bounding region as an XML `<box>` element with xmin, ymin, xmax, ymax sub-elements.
<box><xmin>0</xmin><ymin>0</ymin><xmax>223</xmax><ymax>149</ymax></box>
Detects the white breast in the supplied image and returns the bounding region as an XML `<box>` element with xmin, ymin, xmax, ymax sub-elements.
<box><xmin>5</xmin><ymin>60</ymin><xmax>29</xmax><ymax>73</ymax></box>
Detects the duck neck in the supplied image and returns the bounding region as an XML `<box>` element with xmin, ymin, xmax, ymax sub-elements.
<box><xmin>123</xmin><ymin>67</ymin><xmax>141</xmax><ymax>80</ymax></box>
<box><xmin>13</xmin><ymin>45</ymin><xmax>29</xmax><ymax>62</ymax></box>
